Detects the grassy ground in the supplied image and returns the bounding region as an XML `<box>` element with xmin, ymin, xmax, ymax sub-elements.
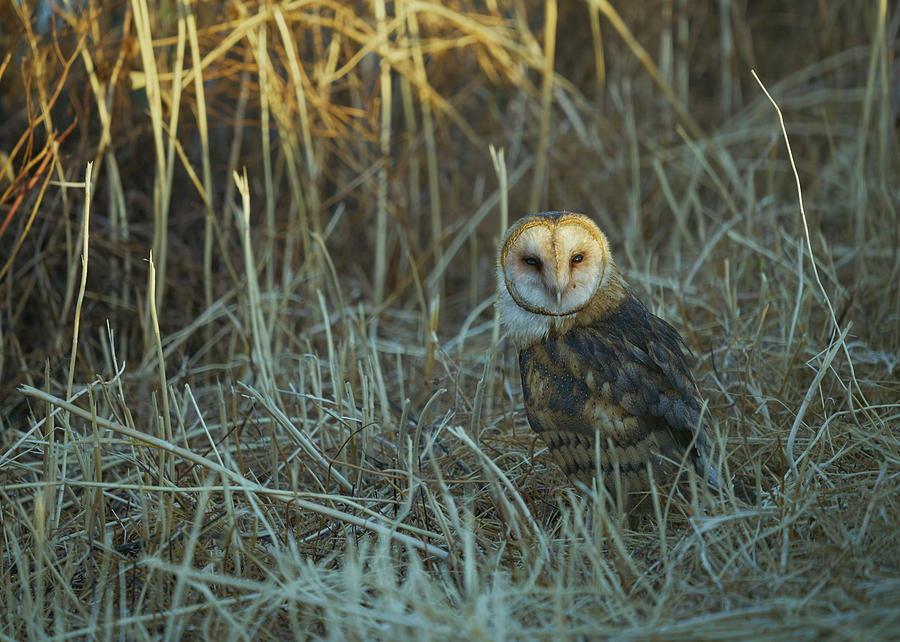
<box><xmin>2</xmin><ymin>1</ymin><xmax>899</xmax><ymax>638</ymax></box>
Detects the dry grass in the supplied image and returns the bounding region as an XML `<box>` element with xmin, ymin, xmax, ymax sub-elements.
<box><xmin>2</xmin><ymin>0</ymin><xmax>899</xmax><ymax>638</ymax></box>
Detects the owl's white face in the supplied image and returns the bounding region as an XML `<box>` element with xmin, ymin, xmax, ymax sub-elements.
<box><xmin>497</xmin><ymin>212</ymin><xmax>613</xmax><ymax>344</ymax></box>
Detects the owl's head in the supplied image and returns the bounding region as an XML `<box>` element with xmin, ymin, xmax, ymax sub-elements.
<box><xmin>497</xmin><ymin>212</ymin><xmax>625</xmax><ymax>345</ymax></box>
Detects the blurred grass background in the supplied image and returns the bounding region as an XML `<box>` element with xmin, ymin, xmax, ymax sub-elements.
<box><xmin>1</xmin><ymin>0</ymin><xmax>899</xmax><ymax>638</ymax></box>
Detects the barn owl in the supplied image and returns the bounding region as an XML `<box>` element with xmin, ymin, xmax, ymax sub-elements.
<box><xmin>497</xmin><ymin>211</ymin><xmax>724</xmax><ymax>513</ymax></box>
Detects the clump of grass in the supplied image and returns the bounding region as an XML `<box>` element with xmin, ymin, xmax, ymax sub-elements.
<box><xmin>1</xmin><ymin>0</ymin><xmax>898</xmax><ymax>638</ymax></box>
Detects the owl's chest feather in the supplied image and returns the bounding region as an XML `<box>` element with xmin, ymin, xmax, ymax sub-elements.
<box><xmin>518</xmin><ymin>335</ymin><xmax>610</xmax><ymax>437</ymax></box>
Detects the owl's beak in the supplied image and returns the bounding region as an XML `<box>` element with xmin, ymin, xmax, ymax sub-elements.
<box><xmin>549</xmin><ymin>260</ymin><xmax>572</xmax><ymax>312</ymax></box>
<box><xmin>550</xmin><ymin>282</ymin><xmax>571</xmax><ymax>314</ymax></box>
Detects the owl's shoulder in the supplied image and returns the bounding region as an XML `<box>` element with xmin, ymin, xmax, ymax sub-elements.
<box><xmin>566</xmin><ymin>291</ymin><xmax>696</xmax><ymax>384</ymax></box>
<box><xmin>521</xmin><ymin>291</ymin><xmax>701</xmax><ymax>418</ymax></box>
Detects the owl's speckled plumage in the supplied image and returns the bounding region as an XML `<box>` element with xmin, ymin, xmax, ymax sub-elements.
<box><xmin>497</xmin><ymin>211</ymin><xmax>719</xmax><ymax>512</ymax></box>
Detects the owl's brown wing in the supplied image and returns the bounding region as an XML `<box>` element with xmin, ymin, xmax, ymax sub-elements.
<box><xmin>518</xmin><ymin>292</ymin><xmax>716</xmax><ymax>509</ymax></box>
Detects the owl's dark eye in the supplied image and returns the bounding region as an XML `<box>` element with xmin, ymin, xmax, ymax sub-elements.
<box><xmin>523</xmin><ymin>257</ymin><xmax>541</xmax><ymax>269</ymax></box>
<box><xmin>571</xmin><ymin>253</ymin><xmax>584</xmax><ymax>264</ymax></box>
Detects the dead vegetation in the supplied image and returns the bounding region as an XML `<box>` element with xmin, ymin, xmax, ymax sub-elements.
<box><xmin>1</xmin><ymin>0</ymin><xmax>899</xmax><ymax>638</ymax></box>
